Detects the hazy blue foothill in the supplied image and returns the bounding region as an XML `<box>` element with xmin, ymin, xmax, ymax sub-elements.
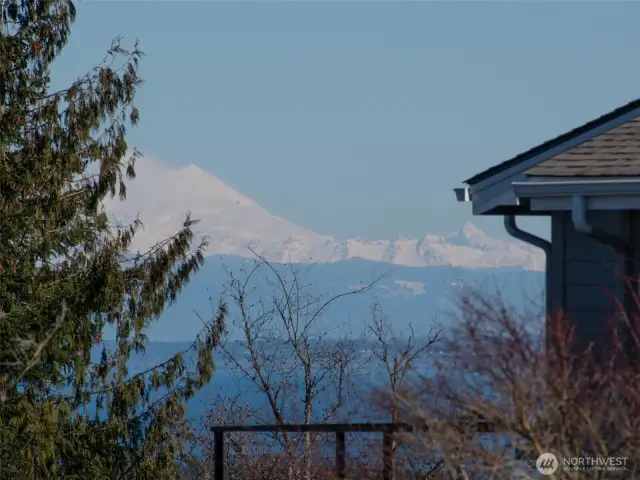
<box><xmin>92</xmin><ymin>255</ymin><xmax>544</xmax><ymax>424</ymax></box>
<box><xmin>124</xmin><ymin>255</ymin><xmax>544</xmax><ymax>343</ymax></box>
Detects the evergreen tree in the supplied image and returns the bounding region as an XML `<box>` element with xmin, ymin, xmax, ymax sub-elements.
<box><xmin>0</xmin><ymin>1</ymin><xmax>225</xmax><ymax>477</ymax></box>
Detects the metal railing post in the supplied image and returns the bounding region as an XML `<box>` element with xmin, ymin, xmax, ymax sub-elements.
<box><xmin>382</xmin><ymin>431</ymin><xmax>394</xmax><ymax>480</ymax></box>
<box><xmin>335</xmin><ymin>431</ymin><xmax>346</xmax><ymax>479</ymax></box>
<box><xmin>214</xmin><ymin>430</ymin><xmax>224</xmax><ymax>480</ymax></box>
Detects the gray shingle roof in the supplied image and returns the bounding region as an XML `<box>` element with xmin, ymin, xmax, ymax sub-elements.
<box><xmin>525</xmin><ymin>116</ymin><xmax>640</xmax><ymax>176</ymax></box>
<box><xmin>464</xmin><ymin>97</ymin><xmax>640</xmax><ymax>184</ymax></box>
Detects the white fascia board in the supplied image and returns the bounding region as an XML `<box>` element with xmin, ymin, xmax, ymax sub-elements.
<box><xmin>513</xmin><ymin>179</ymin><xmax>640</xmax><ymax>211</ymax></box>
<box><xmin>529</xmin><ymin>195</ymin><xmax>640</xmax><ymax>211</ymax></box>
<box><xmin>512</xmin><ymin>179</ymin><xmax>640</xmax><ymax>198</ymax></box>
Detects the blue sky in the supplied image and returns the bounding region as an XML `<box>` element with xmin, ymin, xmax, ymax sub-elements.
<box><xmin>55</xmin><ymin>1</ymin><xmax>640</xmax><ymax>241</ymax></box>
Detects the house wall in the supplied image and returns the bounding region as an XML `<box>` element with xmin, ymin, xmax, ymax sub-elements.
<box><xmin>549</xmin><ymin>211</ymin><xmax>631</xmax><ymax>350</ymax></box>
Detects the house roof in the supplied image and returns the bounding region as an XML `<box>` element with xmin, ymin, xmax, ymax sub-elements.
<box><xmin>464</xmin><ymin>97</ymin><xmax>640</xmax><ymax>185</ymax></box>
<box><xmin>525</xmin><ymin>116</ymin><xmax>640</xmax><ymax>176</ymax></box>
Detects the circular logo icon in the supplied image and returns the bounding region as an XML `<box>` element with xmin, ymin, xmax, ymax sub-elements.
<box><xmin>536</xmin><ymin>452</ymin><xmax>559</xmax><ymax>475</ymax></box>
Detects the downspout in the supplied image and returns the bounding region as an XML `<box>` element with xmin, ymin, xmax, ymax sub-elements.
<box><xmin>571</xmin><ymin>195</ymin><xmax>627</xmax><ymax>253</ymax></box>
<box><xmin>504</xmin><ymin>215</ymin><xmax>552</xmax><ymax>321</ymax></box>
<box><xmin>504</xmin><ymin>215</ymin><xmax>551</xmax><ymax>258</ymax></box>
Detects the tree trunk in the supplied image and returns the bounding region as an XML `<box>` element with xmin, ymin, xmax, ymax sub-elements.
<box><xmin>303</xmin><ymin>366</ymin><xmax>313</xmax><ymax>480</ymax></box>
<box><xmin>389</xmin><ymin>391</ymin><xmax>399</xmax><ymax>480</ymax></box>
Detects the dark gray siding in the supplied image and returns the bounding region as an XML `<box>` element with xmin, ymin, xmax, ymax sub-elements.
<box><xmin>549</xmin><ymin>211</ymin><xmax>630</xmax><ymax>350</ymax></box>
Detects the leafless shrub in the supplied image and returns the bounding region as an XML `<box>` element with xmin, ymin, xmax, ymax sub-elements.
<box><xmin>366</xmin><ymin>299</ymin><xmax>444</xmax><ymax>478</ymax></box>
<box><xmin>190</xmin><ymin>249</ymin><xmax>384</xmax><ymax>479</ymax></box>
<box><xmin>392</xmin><ymin>287</ymin><xmax>640</xmax><ymax>479</ymax></box>
<box><xmin>187</xmin><ymin>251</ymin><xmax>450</xmax><ymax>479</ymax></box>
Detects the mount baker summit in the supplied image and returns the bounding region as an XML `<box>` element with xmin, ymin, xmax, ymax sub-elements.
<box><xmin>103</xmin><ymin>156</ymin><xmax>544</xmax><ymax>271</ymax></box>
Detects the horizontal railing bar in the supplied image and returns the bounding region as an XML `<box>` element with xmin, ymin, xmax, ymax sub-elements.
<box><xmin>211</xmin><ymin>422</ymin><xmax>411</xmax><ymax>433</ymax></box>
<box><xmin>210</xmin><ymin>419</ymin><xmax>494</xmax><ymax>434</ymax></box>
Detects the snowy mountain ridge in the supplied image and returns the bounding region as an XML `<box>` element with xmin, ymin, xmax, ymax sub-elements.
<box><xmin>102</xmin><ymin>156</ymin><xmax>545</xmax><ymax>271</ymax></box>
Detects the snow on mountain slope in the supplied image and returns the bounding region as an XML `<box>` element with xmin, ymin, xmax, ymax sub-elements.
<box><xmin>103</xmin><ymin>155</ymin><xmax>334</xmax><ymax>260</ymax></box>
<box><xmin>103</xmin><ymin>155</ymin><xmax>544</xmax><ymax>271</ymax></box>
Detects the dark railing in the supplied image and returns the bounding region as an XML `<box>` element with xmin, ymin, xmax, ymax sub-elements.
<box><xmin>210</xmin><ymin>420</ymin><xmax>494</xmax><ymax>480</ymax></box>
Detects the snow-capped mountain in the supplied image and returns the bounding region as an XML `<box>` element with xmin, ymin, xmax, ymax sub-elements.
<box><xmin>103</xmin><ymin>156</ymin><xmax>545</xmax><ymax>271</ymax></box>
